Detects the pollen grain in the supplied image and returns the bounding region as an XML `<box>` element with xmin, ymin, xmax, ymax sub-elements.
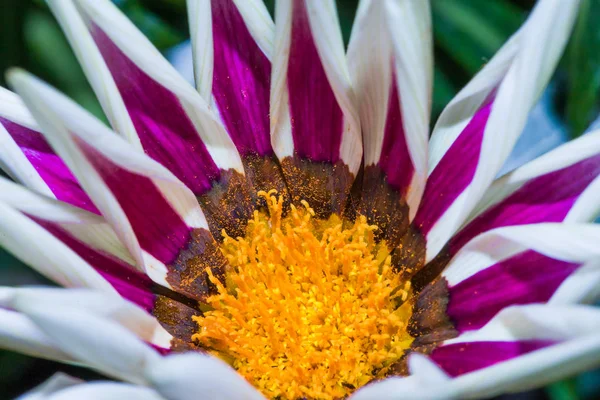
<box><xmin>192</xmin><ymin>191</ymin><xmax>414</xmax><ymax>400</ymax></box>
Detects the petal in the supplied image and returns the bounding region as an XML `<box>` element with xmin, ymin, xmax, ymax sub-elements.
<box><xmin>45</xmin><ymin>383</ymin><xmax>164</xmax><ymax>400</ymax></box>
<box><xmin>414</xmin><ymin>0</ymin><xmax>580</xmax><ymax>261</ymax></box>
<box><xmin>189</xmin><ymin>0</ymin><xmax>288</xmax><ymax>207</ymax></box>
<box><xmin>17</xmin><ymin>373</ymin><xmax>82</xmax><ymax>400</ymax></box>
<box><xmin>448</xmin><ymin>129</ymin><xmax>600</xmax><ymax>255</ymax></box>
<box><xmin>0</xmin><ymin>178</ymin><xmax>155</xmax><ymax>311</ymax></box>
<box><xmin>144</xmin><ymin>353</ymin><xmax>265</xmax><ymax>400</ymax></box>
<box><xmin>270</xmin><ymin>0</ymin><xmax>361</xmax><ymax>216</ymax></box>
<box><xmin>442</xmin><ymin>223</ymin><xmax>600</xmax><ymax>286</ymax></box>
<box><xmin>48</xmin><ymin>0</ymin><xmax>244</xmax><ymax>196</ymax></box>
<box><xmin>0</xmin><ymin>308</ymin><xmax>73</xmax><ymax>363</ymax></box>
<box><xmin>1</xmin><ymin>287</ymin><xmax>171</xmax><ymax>348</ymax></box>
<box><xmin>348</xmin><ymin>0</ymin><xmax>431</xmax><ymax>226</ymax></box>
<box><xmin>0</xmin><ymin>200</ymin><xmax>116</xmax><ymax>291</ymax></box>
<box><xmin>9</xmin><ymin>70</ymin><xmax>226</xmax><ymax>301</ymax></box>
<box><xmin>430</xmin><ymin>305</ymin><xmax>600</xmax><ymax>382</ymax></box>
<box><xmin>17</xmin><ymin>302</ymin><xmax>162</xmax><ymax>384</ymax></box>
<box><xmin>0</xmin><ymin>87</ymin><xmax>98</xmax><ymax>213</ymax></box>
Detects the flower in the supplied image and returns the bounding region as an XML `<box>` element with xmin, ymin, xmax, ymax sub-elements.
<box><xmin>1</xmin><ymin>0</ymin><xmax>599</xmax><ymax>399</ymax></box>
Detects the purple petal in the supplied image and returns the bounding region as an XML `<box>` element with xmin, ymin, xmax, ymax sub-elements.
<box><xmin>413</xmin><ymin>102</ymin><xmax>492</xmax><ymax>234</ymax></box>
<box><xmin>75</xmin><ymin>138</ymin><xmax>191</xmax><ymax>265</ymax></box>
<box><xmin>33</xmin><ymin>218</ymin><xmax>155</xmax><ymax>312</ymax></box>
<box><xmin>447</xmin><ymin>250</ymin><xmax>579</xmax><ymax>332</ymax></box>
<box><xmin>212</xmin><ymin>0</ymin><xmax>272</xmax><ymax>156</ymax></box>
<box><xmin>1</xmin><ymin>117</ymin><xmax>99</xmax><ymax>214</ymax></box>
<box><xmin>90</xmin><ymin>25</ymin><xmax>220</xmax><ymax>195</ymax></box>
<box><xmin>430</xmin><ymin>340</ymin><xmax>554</xmax><ymax>377</ymax></box>
<box><xmin>287</xmin><ymin>0</ymin><xmax>343</xmax><ymax>163</ymax></box>
<box><xmin>449</xmin><ymin>154</ymin><xmax>600</xmax><ymax>255</ymax></box>
<box><xmin>377</xmin><ymin>75</ymin><xmax>413</xmax><ymax>194</ymax></box>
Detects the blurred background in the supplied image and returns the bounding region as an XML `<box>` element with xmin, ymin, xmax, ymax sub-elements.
<box><xmin>1</xmin><ymin>0</ymin><xmax>600</xmax><ymax>398</ymax></box>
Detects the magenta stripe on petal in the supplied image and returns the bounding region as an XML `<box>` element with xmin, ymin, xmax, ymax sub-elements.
<box><xmin>413</xmin><ymin>102</ymin><xmax>492</xmax><ymax>235</ymax></box>
<box><xmin>430</xmin><ymin>340</ymin><xmax>554</xmax><ymax>377</ymax></box>
<box><xmin>75</xmin><ymin>138</ymin><xmax>191</xmax><ymax>265</ymax></box>
<box><xmin>377</xmin><ymin>74</ymin><xmax>413</xmax><ymax>194</ymax></box>
<box><xmin>287</xmin><ymin>0</ymin><xmax>343</xmax><ymax>162</ymax></box>
<box><xmin>449</xmin><ymin>154</ymin><xmax>600</xmax><ymax>255</ymax></box>
<box><xmin>1</xmin><ymin>117</ymin><xmax>99</xmax><ymax>214</ymax></box>
<box><xmin>90</xmin><ymin>25</ymin><xmax>220</xmax><ymax>195</ymax></box>
<box><xmin>447</xmin><ymin>250</ymin><xmax>579</xmax><ymax>332</ymax></box>
<box><xmin>212</xmin><ymin>0</ymin><xmax>272</xmax><ymax>156</ymax></box>
<box><xmin>33</xmin><ymin>218</ymin><xmax>156</xmax><ymax>312</ymax></box>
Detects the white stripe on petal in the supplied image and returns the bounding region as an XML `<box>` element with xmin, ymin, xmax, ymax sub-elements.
<box><xmin>187</xmin><ymin>0</ymin><xmax>213</xmax><ymax>100</ymax></box>
<box><xmin>445</xmin><ymin>304</ymin><xmax>600</xmax><ymax>344</ymax></box>
<box><xmin>17</xmin><ymin>303</ymin><xmax>162</xmax><ymax>384</ymax></box>
<box><xmin>145</xmin><ymin>353</ymin><xmax>265</xmax><ymax>400</ymax></box>
<box><xmin>469</xmin><ymin>129</ymin><xmax>600</xmax><ymax>221</ymax></box>
<box><xmin>0</xmin><ymin>308</ymin><xmax>73</xmax><ymax>363</ymax></box>
<box><xmin>0</xmin><ymin>202</ymin><xmax>116</xmax><ymax>291</ymax></box>
<box><xmin>549</xmin><ymin>260</ymin><xmax>600</xmax><ymax>305</ymax></box>
<box><xmin>443</xmin><ymin>223</ymin><xmax>600</xmax><ymax>286</ymax></box>
<box><xmin>232</xmin><ymin>0</ymin><xmax>275</xmax><ymax>59</ymax></box>
<box><xmin>0</xmin><ymin>177</ymin><xmax>134</xmax><ymax>265</ymax></box>
<box><xmin>0</xmin><ymin>88</ymin><xmax>55</xmax><ymax>197</ymax></box>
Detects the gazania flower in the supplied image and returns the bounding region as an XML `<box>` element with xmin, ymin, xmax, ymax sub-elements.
<box><xmin>2</xmin><ymin>0</ymin><xmax>600</xmax><ymax>398</ymax></box>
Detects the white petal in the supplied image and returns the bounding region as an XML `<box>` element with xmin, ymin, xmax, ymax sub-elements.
<box><xmin>0</xmin><ymin>308</ymin><xmax>73</xmax><ymax>363</ymax></box>
<box><xmin>17</xmin><ymin>302</ymin><xmax>162</xmax><ymax>384</ymax></box>
<box><xmin>17</xmin><ymin>373</ymin><xmax>82</xmax><ymax>400</ymax></box>
<box><xmin>47</xmin><ymin>383</ymin><xmax>165</xmax><ymax>400</ymax></box>
<box><xmin>1</xmin><ymin>287</ymin><xmax>171</xmax><ymax>348</ymax></box>
<box><xmin>0</xmin><ymin>201</ymin><xmax>116</xmax><ymax>291</ymax></box>
<box><xmin>443</xmin><ymin>223</ymin><xmax>600</xmax><ymax>285</ymax></box>
<box><xmin>145</xmin><ymin>353</ymin><xmax>265</xmax><ymax>400</ymax></box>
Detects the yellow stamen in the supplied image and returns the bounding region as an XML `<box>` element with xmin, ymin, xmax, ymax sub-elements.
<box><xmin>192</xmin><ymin>191</ymin><xmax>414</xmax><ymax>399</ymax></box>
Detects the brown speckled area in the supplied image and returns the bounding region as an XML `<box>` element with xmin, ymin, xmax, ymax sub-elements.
<box><xmin>359</xmin><ymin>165</ymin><xmax>410</xmax><ymax>247</ymax></box>
<box><xmin>242</xmin><ymin>153</ymin><xmax>291</xmax><ymax>211</ymax></box>
<box><xmin>197</xmin><ymin>169</ymin><xmax>255</xmax><ymax>241</ymax></box>
<box><xmin>280</xmin><ymin>156</ymin><xmax>355</xmax><ymax>219</ymax></box>
<box><xmin>153</xmin><ymin>295</ymin><xmax>205</xmax><ymax>352</ymax></box>
<box><xmin>388</xmin><ymin>278</ymin><xmax>458</xmax><ymax>376</ymax></box>
<box><xmin>165</xmin><ymin>228</ymin><xmax>227</xmax><ymax>302</ymax></box>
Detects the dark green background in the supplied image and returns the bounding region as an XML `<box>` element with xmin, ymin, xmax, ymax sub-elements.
<box><xmin>1</xmin><ymin>0</ymin><xmax>599</xmax><ymax>398</ymax></box>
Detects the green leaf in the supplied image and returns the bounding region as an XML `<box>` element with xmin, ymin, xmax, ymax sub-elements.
<box><xmin>546</xmin><ymin>378</ymin><xmax>580</xmax><ymax>400</ymax></box>
<box><xmin>564</xmin><ymin>0</ymin><xmax>600</xmax><ymax>137</ymax></box>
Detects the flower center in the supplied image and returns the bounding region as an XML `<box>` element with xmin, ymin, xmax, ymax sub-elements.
<box><xmin>192</xmin><ymin>191</ymin><xmax>414</xmax><ymax>399</ymax></box>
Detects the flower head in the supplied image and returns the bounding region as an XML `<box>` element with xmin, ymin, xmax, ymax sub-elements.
<box><xmin>1</xmin><ymin>0</ymin><xmax>600</xmax><ymax>399</ymax></box>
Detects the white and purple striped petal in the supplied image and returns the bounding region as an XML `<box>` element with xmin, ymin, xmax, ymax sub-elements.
<box><xmin>448</xmin><ymin>130</ymin><xmax>600</xmax><ymax>255</ymax></box>
<box><xmin>49</xmin><ymin>0</ymin><xmax>244</xmax><ymax>196</ymax></box>
<box><xmin>348</xmin><ymin>0</ymin><xmax>431</xmax><ymax>221</ymax></box>
<box><xmin>271</xmin><ymin>0</ymin><xmax>361</xmax><ymax>216</ymax></box>
<box><xmin>0</xmin><ymin>88</ymin><xmax>98</xmax><ymax>213</ymax></box>
<box><xmin>8</xmin><ymin>70</ymin><xmax>225</xmax><ymax>301</ymax></box>
<box><xmin>413</xmin><ymin>0</ymin><xmax>580</xmax><ymax>261</ymax></box>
